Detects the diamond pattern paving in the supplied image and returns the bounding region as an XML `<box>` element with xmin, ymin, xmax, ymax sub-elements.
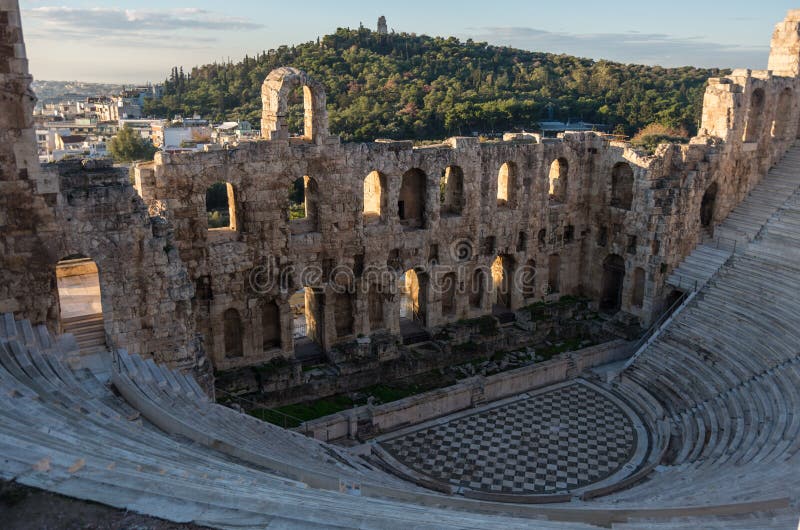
<box><xmin>380</xmin><ymin>381</ymin><xmax>636</xmax><ymax>494</ymax></box>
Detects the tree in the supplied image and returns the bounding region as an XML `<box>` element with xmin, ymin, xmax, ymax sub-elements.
<box><xmin>108</xmin><ymin>125</ymin><xmax>158</xmax><ymax>163</ymax></box>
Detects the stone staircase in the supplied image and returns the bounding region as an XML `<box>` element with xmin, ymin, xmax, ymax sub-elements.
<box><xmin>61</xmin><ymin>313</ymin><xmax>107</xmax><ymax>355</ymax></box>
<box><xmin>667</xmin><ymin>144</ymin><xmax>800</xmax><ymax>291</ymax></box>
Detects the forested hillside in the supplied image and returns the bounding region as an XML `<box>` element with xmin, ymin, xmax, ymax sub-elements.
<box><xmin>144</xmin><ymin>27</ymin><xmax>727</xmax><ymax>142</ymax></box>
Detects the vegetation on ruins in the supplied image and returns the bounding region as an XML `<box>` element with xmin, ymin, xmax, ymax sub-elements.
<box><xmin>144</xmin><ymin>28</ymin><xmax>727</xmax><ymax>141</ymax></box>
<box><xmin>107</xmin><ymin>124</ymin><xmax>157</xmax><ymax>163</ymax></box>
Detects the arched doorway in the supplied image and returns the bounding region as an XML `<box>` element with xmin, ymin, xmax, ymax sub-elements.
<box><xmin>55</xmin><ymin>256</ymin><xmax>106</xmax><ymax>354</ymax></box>
<box><xmin>289</xmin><ymin>175</ymin><xmax>319</xmax><ymax>231</ymax></box>
<box><xmin>206</xmin><ymin>181</ymin><xmax>237</xmax><ymax>230</ymax></box>
<box><xmin>491</xmin><ymin>255</ymin><xmax>514</xmax><ymax>309</ymax></box>
<box><xmin>600</xmin><ymin>254</ymin><xmax>626</xmax><ymax>313</ymax></box>
<box><xmin>744</xmin><ymin>88</ymin><xmax>765</xmax><ymax>143</ymax></box>
<box><xmin>497</xmin><ymin>162</ymin><xmax>517</xmax><ymax>207</ymax></box>
<box><xmin>701</xmin><ymin>182</ymin><xmax>718</xmax><ymax>229</ymax></box>
<box><xmin>400</xmin><ymin>269</ymin><xmax>425</xmax><ymax>323</ymax></box>
<box><xmin>611</xmin><ymin>162</ymin><xmax>634</xmax><ymax>210</ymax></box>
<box><xmin>363</xmin><ymin>170</ymin><xmax>386</xmax><ymax>224</ymax></box>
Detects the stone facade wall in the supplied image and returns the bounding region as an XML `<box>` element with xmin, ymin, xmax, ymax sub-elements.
<box><xmin>3</xmin><ymin>2</ymin><xmax>800</xmax><ymax>377</ymax></box>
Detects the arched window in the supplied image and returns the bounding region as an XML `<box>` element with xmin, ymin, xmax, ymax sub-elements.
<box><xmin>631</xmin><ymin>267</ymin><xmax>645</xmax><ymax>308</ymax></box>
<box><xmin>289</xmin><ymin>176</ymin><xmax>319</xmax><ymax>231</ymax></box>
<box><xmin>497</xmin><ymin>162</ymin><xmax>517</xmax><ymax>207</ymax></box>
<box><xmin>744</xmin><ymin>88</ymin><xmax>765</xmax><ymax>143</ymax></box>
<box><xmin>206</xmin><ymin>181</ymin><xmax>237</xmax><ymax>230</ymax></box>
<box><xmin>262</xmin><ymin>300</ymin><xmax>281</xmax><ymax>350</ymax></box>
<box><xmin>440</xmin><ymin>165</ymin><xmax>464</xmax><ymax>216</ymax></box>
<box><xmin>611</xmin><ymin>162</ymin><xmax>634</xmax><ymax>210</ymax></box>
<box><xmin>548</xmin><ymin>158</ymin><xmax>568</xmax><ymax>203</ymax></box>
<box><xmin>772</xmin><ymin>87</ymin><xmax>793</xmax><ymax>140</ymax></box>
<box><xmin>223</xmin><ymin>308</ymin><xmax>243</xmax><ymax>358</ymax></box>
<box><xmin>363</xmin><ymin>170</ymin><xmax>386</xmax><ymax>224</ymax></box>
<box><xmin>399</xmin><ymin>168</ymin><xmax>426</xmax><ymax>229</ymax></box>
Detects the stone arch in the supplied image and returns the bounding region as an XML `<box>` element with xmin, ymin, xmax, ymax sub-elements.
<box><xmin>289</xmin><ymin>175</ymin><xmax>319</xmax><ymax>232</ymax></box>
<box><xmin>400</xmin><ymin>268</ymin><xmax>426</xmax><ymax>323</ymax></box>
<box><xmin>600</xmin><ymin>254</ymin><xmax>625</xmax><ymax>313</ymax></box>
<box><xmin>548</xmin><ymin>157</ymin><xmax>568</xmax><ymax>203</ymax></box>
<box><xmin>54</xmin><ymin>255</ymin><xmax>106</xmax><ymax>346</ymax></box>
<box><xmin>223</xmin><ymin>308</ymin><xmax>244</xmax><ymax>358</ymax></box>
<box><xmin>440</xmin><ymin>165</ymin><xmax>464</xmax><ymax>216</ymax></box>
<box><xmin>772</xmin><ymin>87</ymin><xmax>793</xmax><ymax>139</ymax></box>
<box><xmin>206</xmin><ymin>181</ymin><xmax>237</xmax><ymax>231</ymax></box>
<box><xmin>363</xmin><ymin>170</ymin><xmax>386</xmax><ymax>224</ymax></box>
<box><xmin>399</xmin><ymin>168</ymin><xmax>426</xmax><ymax>229</ymax></box>
<box><xmin>631</xmin><ymin>267</ymin><xmax>646</xmax><ymax>308</ymax></box>
<box><xmin>497</xmin><ymin>161</ymin><xmax>517</xmax><ymax>207</ymax></box>
<box><xmin>611</xmin><ymin>162</ymin><xmax>634</xmax><ymax>210</ymax></box>
<box><xmin>262</xmin><ymin>300</ymin><xmax>281</xmax><ymax>350</ymax></box>
<box><xmin>547</xmin><ymin>254</ymin><xmax>561</xmax><ymax>294</ymax></box>
<box><xmin>744</xmin><ymin>87</ymin><xmax>765</xmax><ymax>143</ymax></box>
<box><xmin>261</xmin><ymin>67</ymin><xmax>328</xmax><ymax>143</ymax></box>
<box><xmin>701</xmin><ymin>181</ymin><xmax>718</xmax><ymax>229</ymax></box>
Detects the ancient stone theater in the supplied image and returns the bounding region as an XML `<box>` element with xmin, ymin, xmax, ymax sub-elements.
<box><xmin>0</xmin><ymin>1</ymin><xmax>799</xmax><ymax>527</ymax></box>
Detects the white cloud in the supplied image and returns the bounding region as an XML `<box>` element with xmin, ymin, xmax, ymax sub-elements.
<box><xmin>462</xmin><ymin>26</ymin><xmax>768</xmax><ymax>69</ymax></box>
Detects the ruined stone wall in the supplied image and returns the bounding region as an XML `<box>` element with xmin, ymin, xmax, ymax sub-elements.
<box><xmin>0</xmin><ymin>1</ymin><xmax>203</xmax><ymax>376</ymax></box>
<box><xmin>4</xmin><ymin>2</ymin><xmax>800</xmax><ymax>376</ymax></box>
<box><xmin>132</xmin><ymin>10</ymin><xmax>800</xmax><ymax>370</ymax></box>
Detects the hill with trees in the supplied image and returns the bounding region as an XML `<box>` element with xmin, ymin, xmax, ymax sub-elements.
<box><xmin>144</xmin><ymin>26</ymin><xmax>728</xmax><ymax>142</ymax></box>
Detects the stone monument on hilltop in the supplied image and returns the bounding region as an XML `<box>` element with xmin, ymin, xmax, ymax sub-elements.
<box><xmin>377</xmin><ymin>16</ymin><xmax>388</xmax><ymax>35</ymax></box>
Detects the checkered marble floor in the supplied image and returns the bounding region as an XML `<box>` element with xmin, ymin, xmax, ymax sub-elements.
<box><xmin>380</xmin><ymin>381</ymin><xmax>636</xmax><ymax>494</ymax></box>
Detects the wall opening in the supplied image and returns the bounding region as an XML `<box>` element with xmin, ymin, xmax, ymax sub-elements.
<box><xmin>611</xmin><ymin>162</ymin><xmax>634</xmax><ymax>210</ymax></box>
<box><xmin>289</xmin><ymin>175</ymin><xmax>319</xmax><ymax>231</ymax></box>
<box><xmin>469</xmin><ymin>268</ymin><xmax>485</xmax><ymax>309</ymax></box>
<box><xmin>600</xmin><ymin>254</ymin><xmax>625</xmax><ymax>313</ymax></box>
<box><xmin>441</xmin><ymin>272</ymin><xmax>457</xmax><ymax>317</ymax></box>
<box><xmin>631</xmin><ymin>267</ymin><xmax>645</xmax><ymax>308</ymax></box>
<box><xmin>547</xmin><ymin>254</ymin><xmax>561</xmax><ymax>294</ymax></box>
<box><xmin>292</xmin><ymin>287</ymin><xmax>324</xmax><ymax>356</ymax></box>
<box><xmin>440</xmin><ymin>165</ymin><xmax>464</xmax><ymax>216</ymax></box>
<box><xmin>333</xmin><ymin>292</ymin><xmax>354</xmax><ymax>338</ymax></box>
<box><xmin>55</xmin><ymin>256</ymin><xmax>106</xmax><ymax>350</ymax></box>
<box><xmin>400</xmin><ymin>269</ymin><xmax>426</xmax><ymax>323</ymax></box>
<box><xmin>399</xmin><ymin>168</ymin><xmax>426</xmax><ymax>229</ymax></box>
<box><xmin>363</xmin><ymin>170</ymin><xmax>386</xmax><ymax>224</ymax></box>
<box><xmin>548</xmin><ymin>158</ymin><xmax>568</xmax><ymax>203</ymax></box>
<box><xmin>262</xmin><ymin>300</ymin><xmax>281</xmax><ymax>350</ymax></box>
<box><xmin>700</xmin><ymin>182</ymin><xmax>718</xmax><ymax>229</ymax></box>
<box><xmin>286</xmin><ymin>84</ymin><xmax>310</xmax><ymax>138</ymax></box>
<box><xmin>223</xmin><ymin>308</ymin><xmax>244</xmax><ymax>358</ymax></box>
<box><xmin>206</xmin><ymin>181</ymin><xmax>236</xmax><ymax>230</ymax></box>
<box><xmin>744</xmin><ymin>87</ymin><xmax>765</xmax><ymax>143</ymax></box>
<box><xmin>517</xmin><ymin>231</ymin><xmax>527</xmax><ymax>252</ymax></box>
<box><xmin>772</xmin><ymin>87</ymin><xmax>793</xmax><ymax>140</ymax></box>
<box><xmin>491</xmin><ymin>255</ymin><xmax>514</xmax><ymax>309</ymax></box>
<box><xmin>497</xmin><ymin>162</ymin><xmax>517</xmax><ymax>208</ymax></box>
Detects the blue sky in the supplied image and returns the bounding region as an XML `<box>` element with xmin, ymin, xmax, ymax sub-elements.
<box><xmin>19</xmin><ymin>1</ymin><xmax>798</xmax><ymax>83</ymax></box>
